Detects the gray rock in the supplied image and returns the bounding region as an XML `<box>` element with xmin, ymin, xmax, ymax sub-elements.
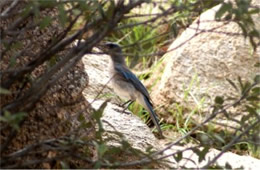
<box><xmin>152</xmin><ymin>2</ymin><xmax>260</xmax><ymax>113</ymax></box>
<box><xmin>164</xmin><ymin>145</ymin><xmax>260</xmax><ymax>169</ymax></box>
<box><xmin>88</xmin><ymin>99</ymin><xmax>161</xmax><ymax>152</ymax></box>
<box><xmin>82</xmin><ymin>50</ymin><xmax>113</xmax><ymax>100</ymax></box>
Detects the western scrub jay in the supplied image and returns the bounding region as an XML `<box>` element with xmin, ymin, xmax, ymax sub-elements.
<box><xmin>101</xmin><ymin>42</ymin><xmax>163</xmax><ymax>137</ymax></box>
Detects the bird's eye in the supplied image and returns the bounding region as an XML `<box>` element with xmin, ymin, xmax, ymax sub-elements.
<box><xmin>108</xmin><ymin>44</ymin><xmax>114</xmax><ymax>48</ymax></box>
<box><xmin>105</xmin><ymin>43</ymin><xmax>119</xmax><ymax>49</ymax></box>
<box><xmin>109</xmin><ymin>44</ymin><xmax>116</xmax><ymax>49</ymax></box>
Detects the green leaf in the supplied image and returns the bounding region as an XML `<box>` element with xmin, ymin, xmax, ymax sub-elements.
<box><xmin>94</xmin><ymin>160</ymin><xmax>101</xmax><ymax>169</ymax></box>
<box><xmin>215</xmin><ymin>2</ymin><xmax>232</xmax><ymax>20</ymax></box>
<box><xmin>98</xmin><ymin>143</ymin><xmax>108</xmax><ymax>157</ymax></box>
<box><xmin>78</xmin><ymin>1</ymin><xmax>88</xmax><ymax>10</ymax></box>
<box><xmin>9</xmin><ymin>55</ymin><xmax>16</xmax><ymax>67</ymax></box>
<box><xmin>254</xmin><ymin>62</ymin><xmax>260</xmax><ymax>67</ymax></box>
<box><xmin>58</xmin><ymin>4</ymin><xmax>67</xmax><ymax>26</ymax></box>
<box><xmin>107</xmin><ymin>0</ymin><xmax>115</xmax><ymax>19</ymax></box>
<box><xmin>22</xmin><ymin>3</ymin><xmax>33</xmax><ymax>17</ymax></box>
<box><xmin>92</xmin><ymin>100</ymin><xmax>108</xmax><ymax>120</ymax></box>
<box><xmin>247</xmin><ymin>96</ymin><xmax>259</xmax><ymax>101</ymax></box>
<box><xmin>226</xmin><ymin>78</ymin><xmax>238</xmax><ymax>91</ymax></box>
<box><xmin>80</xmin><ymin>121</ymin><xmax>92</xmax><ymax>129</ymax></box>
<box><xmin>249</xmin><ymin>36</ymin><xmax>257</xmax><ymax>51</ymax></box>
<box><xmin>92</xmin><ymin>100</ymin><xmax>109</xmax><ymax>139</ymax></box>
<box><xmin>215</xmin><ymin>96</ymin><xmax>224</xmax><ymax>105</ymax></box>
<box><xmin>0</xmin><ymin>111</ymin><xmax>27</xmax><ymax>130</ymax></box>
<box><xmin>11</xmin><ymin>42</ymin><xmax>23</xmax><ymax>50</ymax></box>
<box><xmin>199</xmin><ymin>147</ymin><xmax>209</xmax><ymax>163</ymax></box>
<box><xmin>238</xmin><ymin>76</ymin><xmax>244</xmax><ymax>92</ymax></box>
<box><xmin>60</xmin><ymin>161</ymin><xmax>70</xmax><ymax>169</ymax></box>
<box><xmin>77</xmin><ymin>113</ymin><xmax>85</xmax><ymax>122</ymax></box>
<box><xmin>192</xmin><ymin>147</ymin><xmax>201</xmax><ymax>156</ymax></box>
<box><xmin>0</xmin><ymin>87</ymin><xmax>11</xmax><ymax>95</ymax></box>
<box><xmin>245</xmin><ymin>105</ymin><xmax>257</xmax><ymax>115</ymax></box>
<box><xmin>38</xmin><ymin>0</ymin><xmax>57</xmax><ymax>8</ymax></box>
<box><xmin>39</xmin><ymin>16</ymin><xmax>52</xmax><ymax>29</ymax></box>
<box><xmin>213</xmin><ymin>133</ymin><xmax>225</xmax><ymax>144</ymax></box>
<box><xmin>237</xmin><ymin>22</ymin><xmax>248</xmax><ymax>38</ymax></box>
<box><xmin>252</xmin><ymin>87</ymin><xmax>260</xmax><ymax>95</ymax></box>
<box><xmin>171</xmin><ymin>22</ymin><xmax>179</xmax><ymax>37</ymax></box>
<box><xmin>249</xmin><ymin>29</ymin><xmax>260</xmax><ymax>38</ymax></box>
<box><xmin>97</xmin><ymin>3</ymin><xmax>106</xmax><ymax>19</ymax></box>
<box><xmin>240</xmin><ymin>114</ymin><xmax>250</xmax><ymax>124</ymax></box>
<box><xmin>248</xmin><ymin>8</ymin><xmax>260</xmax><ymax>14</ymax></box>
<box><xmin>72</xmin><ymin>9</ymin><xmax>81</xmax><ymax>15</ymax></box>
<box><xmin>173</xmin><ymin>151</ymin><xmax>183</xmax><ymax>162</ymax></box>
<box><xmin>48</xmin><ymin>56</ymin><xmax>57</xmax><ymax>68</ymax></box>
<box><xmin>32</xmin><ymin>1</ymin><xmax>40</xmax><ymax>20</ymax></box>
<box><xmin>242</xmin><ymin>81</ymin><xmax>251</xmax><ymax>94</ymax></box>
<box><xmin>254</xmin><ymin>75</ymin><xmax>260</xmax><ymax>84</ymax></box>
<box><xmin>225</xmin><ymin>162</ymin><xmax>232</xmax><ymax>169</ymax></box>
<box><xmin>121</xmin><ymin>140</ymin><xmax>131</xmax><ymax>149</ymax></box>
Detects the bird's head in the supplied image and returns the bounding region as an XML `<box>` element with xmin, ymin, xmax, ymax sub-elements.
<box><xmin>104</xmin><ymin>42</ymin><xmax>122</xmax><ymax>54</ymax></box>
<box><xmin>100</xmin><ymin>42</ymin><xmax>125</xmax><ymax>65</ymax></box>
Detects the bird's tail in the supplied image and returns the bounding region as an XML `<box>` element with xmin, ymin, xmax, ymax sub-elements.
<box><xmin>141</xmin><ymin>96</ymin><xmax>163</xmax><ymax>137</ymax></box>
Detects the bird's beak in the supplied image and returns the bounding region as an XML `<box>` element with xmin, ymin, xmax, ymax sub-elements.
<box><xmin>96</xmin><ymin>43</ymin><xmax>108</xmax><ymax>52</ymax></box>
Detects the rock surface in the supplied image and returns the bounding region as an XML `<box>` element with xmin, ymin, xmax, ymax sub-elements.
<box><xmin>88</xmin><ymin>99</ymin><xmax>161</xmax><ymax>152</ymax></box>
<box><xmin>0</xmin><ymin>2</ymin><xmax>90</xmax><ymax>168</ymax></box>
<box><xmin>82</xmin><ymin>51</ymin><xmax>113</xmax><ymax>101</ymax></box>
<box><xmin>163</xmin><ymin>145</ymin><xmax>260</xmax><ymax>169</ymax></box>
<box><xmin>85</xmin><ymin>99</ymin><xmax>260</xmax><ymax>169</ymax></box>
<box><xmin>151</xmin><ymin>1</ymin><xmax>260</xmax><ymax>115</ymax></box>
<box><xmin>82</xmin><ymin>52</ymin><xmax>260</xmax><ymax>169</ymax></box>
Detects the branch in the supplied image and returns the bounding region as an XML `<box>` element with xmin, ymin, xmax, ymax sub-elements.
<box><xmin>0</xmin><ymin>0</ymin><xmax>19</xmax><ymax>18</ymax></box>
<box><xmin>202</xmin><ymin>120</ymin><xmax>259</xmax><ymax>168</ymax></box>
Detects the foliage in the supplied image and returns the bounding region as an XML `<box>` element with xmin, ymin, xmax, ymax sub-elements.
<box><xmin>215</xmin><ymin>0</ymin><xmax>260</xmax><ymax>50</ymax></box>
<box><xmin>0</xmin><ymin>0</ymin><xmax>259</xmax><ymax>169</ymax></box>
<box><xmin>107</xmin><ymin>0</ymin><xmax>223</xmax><ymax>69</ymax></box>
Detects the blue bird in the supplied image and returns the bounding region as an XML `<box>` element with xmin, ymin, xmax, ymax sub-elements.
<box><xmin>101</xmin><ymin>42</ymin><xmax>163</xmax><ymax>137</ymax></box>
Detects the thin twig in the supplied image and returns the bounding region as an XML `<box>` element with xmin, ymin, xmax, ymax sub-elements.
<box><xmin>202</xmin><ymin>120</ymin><xmax>259</xmax><ymax>168</ymax></box>
<box><xmin>0</xmin><ymin>0</ymin><xmax>19</xmax><ymax>17</ymax></box>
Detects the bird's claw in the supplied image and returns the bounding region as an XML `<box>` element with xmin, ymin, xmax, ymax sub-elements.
<box><xmin>113</xmin><ymin>108</ymin><xmax>132</xmax><ymax>115</ymax></box>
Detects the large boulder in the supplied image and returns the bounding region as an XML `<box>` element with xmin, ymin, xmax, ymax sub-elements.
<box><xmin>82</xmin><ymin>50</ymin><xmax>113</xmax><ymax>101</ymax></box>
<box><xmin>151</xmin><ymin>1</ymin><xmax>260</xmax><ymax>117</ymax></box>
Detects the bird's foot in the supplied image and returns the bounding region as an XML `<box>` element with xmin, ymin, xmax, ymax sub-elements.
<box><xmin>113</xmin><ymin>100</ymin><xmax>134</xmax><ymax>114</ymax></box>
<box><xmin>113</xmin><ymin>108</ymin><xmax>132</xmax><ymax>115</ymax></box>
<box><xmin>115</xmin><ymin>100</ymin><xmax>132</xmax><ymax>108</ymax></box>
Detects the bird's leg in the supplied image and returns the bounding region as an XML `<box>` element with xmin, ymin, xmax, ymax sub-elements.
<box><xmin>114</xmin><ymin>100</ymin><xmax>133</xmax><ymax>114</ymax></box>
<box><xmin>121</xmin><ymin>100</ymin><xmax>134</xmax><ymax>114</ymax></box>
<box><xmin>115</xmin><ymin>99</ymin><xmax>131</xmax><ymax>108</ymax></box>
<box><xmin>121</xmin><ymin>100</ymin><xmax>132</xmax><ymax>108</ymax></box>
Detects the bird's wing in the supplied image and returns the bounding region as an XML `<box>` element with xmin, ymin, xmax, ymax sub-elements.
<box><xmin>114</xmin><ymin>64</ymin><xmax>150</xmax><ymax>99</ymax></box>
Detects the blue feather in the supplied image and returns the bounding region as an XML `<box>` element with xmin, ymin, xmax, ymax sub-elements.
<box><xmin>143</xmin><ymin>96</ymin><xmax>162</xmax><ymax>135</ymax></box>
<box><xmin>114</xmin><ymin>64</ymin><xmax>150</xmax><ymax>99</ymax></box>
<box><xmin>114</xmin><ymin>64</ymin><xmax>162</xmax><ymax>136</ymax></box>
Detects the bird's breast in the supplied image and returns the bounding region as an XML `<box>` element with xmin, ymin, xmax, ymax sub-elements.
<box><xmin>110</xmin><ymin>75</ymin><xmax>137</xmax><ymax>100</ymax></box>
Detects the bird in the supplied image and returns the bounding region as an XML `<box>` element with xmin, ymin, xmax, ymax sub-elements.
<box><xmin>100</xmin><ymin>42</ymin><xmax>163</xmax><ymax>137</ymax></box>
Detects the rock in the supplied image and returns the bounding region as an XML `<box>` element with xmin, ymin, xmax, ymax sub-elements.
<box><xmin>152</xmin><ymin>1</ymin><xmax>260</xmax><ymax>116</ymax></box>
<box><xmin>0</xmin><ymin>2</ymin><xmax>90</xmax><ymax>168</ymax></box>
<box><xmin>87</xmin><ymin>99</ymin><xmax>167</xmax><ymax>169</ymax></box>
<box><xmin>163</xmin><ymin>145</ymin><xmax>260</xmax><ymax>169</ymax></box>
<box><xmin>88</xmin><ymin>99</ymin><xmax>260</xmax><ymax>169</ymax></box>
<box><xmin>82</xmin><ymin>50</ymin><xmax>113</xmax><ymax>101</ymax></box>
<box><xmin>88</xmin><ymin>99</ymin><xmax>161</xmax><ymax>152</ymax></box>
